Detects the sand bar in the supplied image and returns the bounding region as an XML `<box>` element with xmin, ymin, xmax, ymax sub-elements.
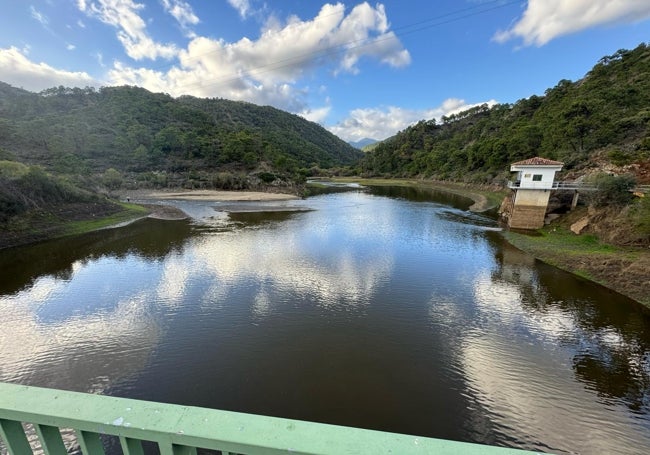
<box><xmin>130</xmin><ymin>189</ymin><xmax>299</xmax><ymax>202</ymax></box>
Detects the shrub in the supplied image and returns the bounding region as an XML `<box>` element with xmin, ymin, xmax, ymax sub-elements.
<box><xmin>586</xmin><ymin>173</ymin><xmax>636</xmax><ymax>207</ymax></box>
<box><xmin>102</xmin><ymin>168</ymin><xmax>123</xmax><ymax>190</ymax></box>
<box><xmin>0</xmin><ymin>160</ymin><xmax>29</xmax><ymax>179</ymax></box>
<box><xmin>631</xmin><ymin>196</ymin><xmax>650</xmax><ymax>238</ymax></box>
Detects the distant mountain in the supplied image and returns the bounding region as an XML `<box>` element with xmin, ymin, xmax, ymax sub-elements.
<box><xmin>360</xmin><ymin>43</ymin><xmax>650</xmax><ymax>184</ymax></box>
<box><xmin>0</xmin><ymin>83</ymin><xmax>362</xmax><ymax>179</ymax></box>
<box><xmin>349</xmin><ymin>137</ymin><xmax>378</xmax><ymax>149</ymax></box>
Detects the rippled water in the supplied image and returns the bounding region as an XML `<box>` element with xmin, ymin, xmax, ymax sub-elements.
<box><xmin>1</xmin><ymin>186</ymin><xmax>649</xmax><ymax>454</ymax></box>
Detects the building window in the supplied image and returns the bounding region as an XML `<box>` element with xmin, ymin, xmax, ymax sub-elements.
<box><xmin>532</xmin><ymin>174</ymin><xmax>543</xmax><ymax>181</ymax></box>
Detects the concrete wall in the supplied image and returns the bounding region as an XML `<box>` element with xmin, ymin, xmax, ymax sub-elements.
<box><xmin>509</xmin><ymin>205</ymin><xmax>548</xmax><ymax>229</ymax></box>
<box><xmin>514</xmin><ymin>188</ymin><xmax>551</xmax><ymax>206</ymax></box>
<box><xmin>509</xmin><ymin>189</ymin><xmax>551</xmax><ymax>229</ymax></box>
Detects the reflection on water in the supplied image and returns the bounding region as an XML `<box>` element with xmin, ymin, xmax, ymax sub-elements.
<box><xmin>460</xmin><ymin>238</ymin><xmax>650</xmax><ymax>453</ymax></box>
<box><xmin>0</xmin><ymin>218</ymin><xmax>194</xmax><ymax>295</ymax></box>
<box><xmin>0</xmin><ymin>219</ymin><xmax>195</xmax><ymax>394</ymax></box>
<box><xmin>0</xmin><ymin>187</ymin><xmax>649</xmax><ymax>454</ymax></box>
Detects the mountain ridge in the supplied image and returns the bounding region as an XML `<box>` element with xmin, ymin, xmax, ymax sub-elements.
<box><xmin>0</xmin><ymin>83</ymin><xmax>362</xmax><ymax>181</ymax></box>
<box><xmin>359</xmin><ymin>43</ymin><xmax>650</xmax><ymax>185</ymax></box>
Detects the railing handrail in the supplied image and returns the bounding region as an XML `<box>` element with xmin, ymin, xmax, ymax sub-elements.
<box><xmin>0</xmin><ymin>382</ymin><xmax>532</xmax><ymax>455</ymax></box>
<box><xmin>508</xmin><ymin>181</ymin><xmax>649</xmax><ymax>192</ymax></box>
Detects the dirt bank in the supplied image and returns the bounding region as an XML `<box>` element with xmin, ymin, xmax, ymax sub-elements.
<box><xmin>504</xmin><ymin>227</ymin><xmax>650</xmax><ymax>308</ymax></box>
<box><xmin>0</xmin><ymin>201</ymin><xmax>148</xmax><ymax>250</ymax></box>
<box><xmin>125</xmin><ymin>189</ymin><xmax>299</xmax><ymax>202</ymax></box>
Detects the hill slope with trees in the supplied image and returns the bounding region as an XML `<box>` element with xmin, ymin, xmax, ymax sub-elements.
<box><xmin>0</xmin><ymin>83</ymin><xmax>361</xmax><ymax>187</ymax></box>
<box><xmin>360</xmin><ymin>43</ymin><xmax>650</xmax><ymax>185</ymax></box>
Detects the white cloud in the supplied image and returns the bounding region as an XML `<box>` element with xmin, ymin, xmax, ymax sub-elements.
<box><xmin>7</xmin><ymin>2</ymin><xmax>409</xmax><ymax>118</ymax></box>
<box><xmin>30</xmin><ymin>5</ymin><xmax>49</xmax><ymax>26</ymax></box>
<box><xmin>106</xmin><ymin>2</ymin><xmax>409</xmax><ymax>112</ymax></box>
<box><xmin>66</xmin><ymin>44</ymin><xmax>76</xmax><ymax>51</ymax></box>
<box><xmin>79</xmin><ymin>0</ymin><xmax>178</xmax><ymax>60</ymax></box>
<box><xmin>0</xmin><ymin>47</ymin><xmax>96</xmax><ymax>91</ymax></box>
<box><xmin>228</xmin><ymin>0</ymin><xmax>251</xmax><ymax>19</ymax></box>
<box><xmin>332</xmin><ymin>3</ymin><xmax>410</xmax><ymax>73</ymax></box>
<box><xmin>299</xmin><ymin>105</ymin><xmax>331</xmax><ymax>124</ymax></box>
<box><xmin>494</xmin><ymin>0</ymin><xmax>650</xmax><ymax>46</ymax></box>
<box><xmin>95</xmin><ymin>52</ymin><xmax>105</xmax><ymax>67</ymax></box>
<box><xmin>161</xmin><ymin>0</ymin><xmax>199</xmax><ymax>29</ymax></box>
<box><xmin>328</xmin><ymin>99</ymin><xmax>497</xmax><ymax>142</ymax></box>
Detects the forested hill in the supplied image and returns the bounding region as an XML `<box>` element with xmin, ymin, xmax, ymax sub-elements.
<box><xmin>0</xmin><ymin>83</ymin><xmax>361</xmax><ymax>179</ymax></box>
<box><xmin>360</xmin><ymin>43</ymin><xmax>650</xmax><ymax>184</ymax></box>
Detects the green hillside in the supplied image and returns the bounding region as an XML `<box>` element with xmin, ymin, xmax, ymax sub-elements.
<box><xmin>359</xmin><ymin>43</ymin><xmax>650</xmax><ymax>184</ymax></box>
<box><xmin>0</xmin><ymin>84</ymin><xmax>361</xmax><ymax>185</ymax></box>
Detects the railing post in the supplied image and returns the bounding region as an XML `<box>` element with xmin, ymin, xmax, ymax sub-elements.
<box><xmin>75</xmin><ymin>430</ymin><xmax>106</xmax><ymax>455</ymax></box>
<box><xmin>158</xmin><ymin>442</ymin><xmax>198</xmax><ymax>455</ymax></box>
<box><xmin>34</xmin><ymin>424</ymin><xmax>67</xmax><ymax>455</ymax></box>
<box><xmin>120</xmin><ymin>436</ymin><xmax>144</xmax><ymax>455</ymax></box>
<box><xmin>0</xmin><ymin>419</ymin><xmax>32</xmax><ymax>455</ymax></box>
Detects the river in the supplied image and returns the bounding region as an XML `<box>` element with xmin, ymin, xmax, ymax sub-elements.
<box><xmin>1</xmin><ymin>185</ymin><xmax>649</xmax><ymax>454</ymax></box>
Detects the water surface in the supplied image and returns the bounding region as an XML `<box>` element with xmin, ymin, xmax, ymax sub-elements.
<box><xmin>1</xmin><ymin>186</ymin><xmax>649</xmax><ymax>454</ymax></box>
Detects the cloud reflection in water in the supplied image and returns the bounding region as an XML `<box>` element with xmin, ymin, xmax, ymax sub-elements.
<box><xmin>458</xmin><ymin>243</ymin><xmax>650</xmax><ymax>453</ymax></box>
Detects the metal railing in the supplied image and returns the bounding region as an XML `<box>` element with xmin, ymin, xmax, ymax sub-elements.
<box><xmin>0</xmin><ymin>382</ymin><xmax>533</xmax><ymax>455</ymax></box>
<box><xmin>507</xmin><ymin>181</ymin><xmax>597</xmax><ymax>191</ymax></box>
<box><xmin>507</xmin><ymin>181</ymin><xmax>650</xmax><ymax>193</ymax></box>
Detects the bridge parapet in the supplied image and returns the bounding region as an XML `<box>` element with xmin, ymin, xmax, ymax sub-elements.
<box><xmin>0</xmin><ymin>382</ymin><xmax>534</xmax><ymax>455</ymax></box>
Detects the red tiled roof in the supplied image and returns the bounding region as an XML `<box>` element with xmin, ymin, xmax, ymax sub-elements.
<box><xmin>511</xmin><ymin>157</ymin><xmax>564</xmax><ymax>166</ymax></box>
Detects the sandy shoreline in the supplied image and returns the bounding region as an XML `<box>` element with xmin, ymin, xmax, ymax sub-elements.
<box><xmin>126</xmin><ymin>189</ymin><xmax>299</xmax><ymax>202</ymax></box>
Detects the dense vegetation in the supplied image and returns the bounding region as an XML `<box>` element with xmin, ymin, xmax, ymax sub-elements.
<box><xmin>359</xmin><ymin>43</ymin><xmax>650</xmax><ymax>184</ymax></box>
<box><xmin>0</xmin><ymin>159</ymin><xmax>139</xmax><ymax>248</ymax></box>
<box><xmin>0</xmin><ymin>83</ymin><xmax>361</xmax><ymax>189</ymax></box>
<box><xmin>0</xmin><ymin>161</ymin><xmax>101</xmax><ymax>222</ymax></box>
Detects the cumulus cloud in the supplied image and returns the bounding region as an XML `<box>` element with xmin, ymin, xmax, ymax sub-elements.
<box><xmin>0</xmin><ymin>47</ymin><xmax>96</xmax><ymax>91</ymax></box>
<box><xmin>161</xmin><ymin>0</ymin><xmax>199</xmax><ymax>31</ymax></box>
<box><xmin>328</xmin><ymin>99</ymin><xmax>497</xmax><ymax>142</ymax></box>
<box><xmin>10</xmin><ymin>2</ymin><xmax>410</xmax><ymax>118</ymax></box>
<box><xmin>299</xmin><ymin>105</ymin><xmax>332</xmax><ymax>124</ymax></box>
<box><xmin>228</xmin><ymin>0</ymin><xmax>251</xmax><ymax>19</ymax></box>
<box><xmin>333</xmin><ymin>3</ymin><xmax>410</xmax><ymax>73</ymax></box>
<box><xmin>106</xmin><ymin>2</ymin><xmax>410</xmax><ymax>111</ymax></box>
<box><xmin>494</xmin><ymin>0</ymin><xmax>650</xmax><ymax>46</ymax></box>
<box><xmin>79</xmin><ymin>0</ymin><xmax>178</xmax><ymax>60</ymax></box>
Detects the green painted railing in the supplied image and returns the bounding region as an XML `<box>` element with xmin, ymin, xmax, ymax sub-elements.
<box><xmin>0</xmin><ymin>382</ymin><xmax>535</xmax><ymax>455</ymax></box>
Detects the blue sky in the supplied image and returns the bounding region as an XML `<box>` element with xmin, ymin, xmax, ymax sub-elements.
<box><xmin>1</xmin><ymin>1</ymin><xmax>649</xmax><ymax>142</ymax></box>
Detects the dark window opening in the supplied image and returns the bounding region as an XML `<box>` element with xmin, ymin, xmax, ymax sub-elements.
<box><xmin>532</xmin><ymin>174</ymin><xmax>543</xmax><ymax>181</ymax></box>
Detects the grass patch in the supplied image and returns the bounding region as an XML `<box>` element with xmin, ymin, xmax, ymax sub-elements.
<box><xmin>504</xmin><ymin>226</ymin><xmax>619</xmax><ymax>257</ymax></box>
<box><xmin>573</xmin><ymin>269</ymin><xmax>597</xmax><ymax>281</ymax></box>
<box><xmin>1</xmin><ymin>201</ymin><xmax>151</xmax><ymax>249</ymax></box>
<box><xmin>63</xmin><ymin>202</ymin><xmax>148</xmax><ymax>236</ymax></box>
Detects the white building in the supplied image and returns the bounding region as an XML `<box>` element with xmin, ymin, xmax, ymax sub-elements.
<box><xmin>509</xmin><ymin>157</ymin><xmax>564</xmax><ymax>190</ymax></box>
<box><xmin>505</xmin><ymin>157</ymin><xmax>564</xmax><ymax>229</ymax></box>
